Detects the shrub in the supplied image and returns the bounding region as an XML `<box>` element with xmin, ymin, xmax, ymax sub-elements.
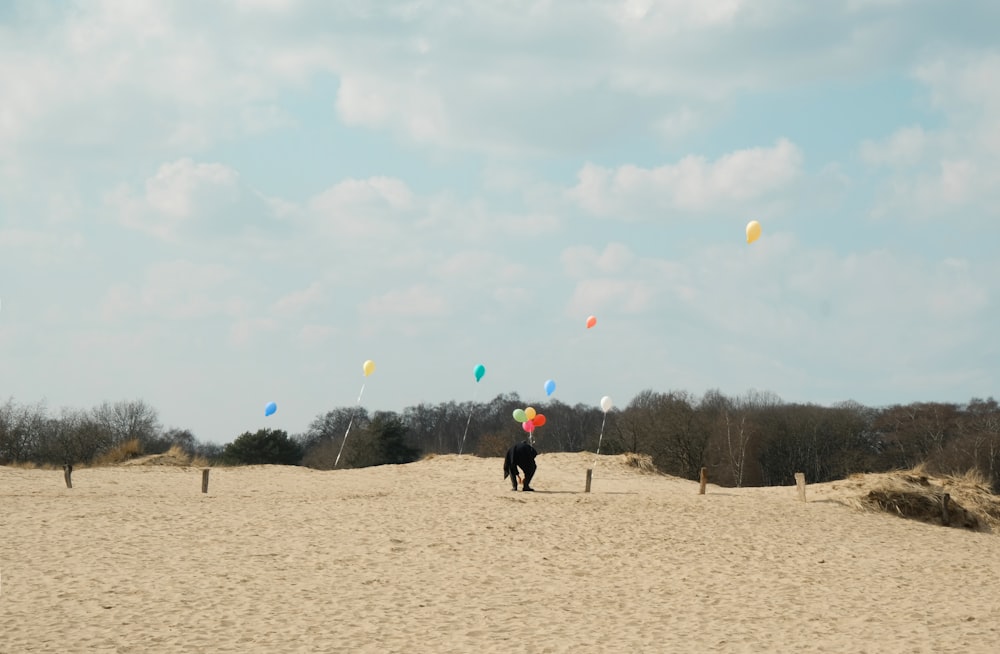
<box><xmin>222</xmin><ymin>429</ymin><xmax>303</xmax><ymax>466</ymax></box>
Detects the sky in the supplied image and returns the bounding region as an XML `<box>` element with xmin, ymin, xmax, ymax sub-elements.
<box><xmin>1</xmin><ymin>0</ymin><xmax>998</xmax><ymax>444</ymax></box>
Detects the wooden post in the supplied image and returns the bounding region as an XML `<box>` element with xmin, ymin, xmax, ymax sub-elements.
<box><xmin>794</xmin><ymin>472</ymin><xmax>806</xmax><ymax>502</ymax></box>
<box><xmin>941</xmin><ymin>493</ymin><xmax>950</xmax><ymax>526</ymax></box>
<box><xmin>699</xmin><ymin>467</ymin><xmax>708</xmax><ymax>495</ymax></box>
<box><xmin>63</xmin><ymin>464</ymin><xmax>73</xmax><ymax>489</ymax></box>
<box><xmin>201</xmin><ymin>468</ymin><xmax>210</xmax><ymax>494</ymax></box>
<box><xmin>585</xmin><ymin>468</ymin><xmax>593</xmax><ymax>493</ymax></box>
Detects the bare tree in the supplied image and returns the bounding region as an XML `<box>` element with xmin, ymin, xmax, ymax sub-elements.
<box><xmin>723</xmin><ymin>402</ymin><xmax>753</xmax><ymax>488</ymax></box>
<box><xmin>0</xmin><ymin>398</ymin><xmax>47</xmax><ymax>464</ymax></box>
<box><xmin>90</xmin><ymin>399</ymin><xmax>161</xmax><ymax>450</ymax></box>
<box><xmin>300</xmin><ymin>407</ymin><xmax>370</xmax><ymax>469</ymax></box>
<box><xmin>533</xmin><ymin>400</ymin><xmax>593</xmax><ymax>452</ymax></box>
<box><xmin>162</xmin><ymin>428</ymin><xmax>197</xmax><ymax>454</ymax></box>
<box><xmin>874</xmin><ymin>402</ymin><xmax>960</xmax><ymax>469</ymax></box>
<box><xmin>701</xmin><ymin>389</ymin><xmax>778</xmax><ymax>487</ymax></box>
<box><xmin>620</xmin><ymin>389</ymin><xmax>661</xmax><ymax>454</ymax></box>
<box><xmin>954</xmin><ymin>397</ymin><xmax>1000</xmax><ymax>488</ymax></box>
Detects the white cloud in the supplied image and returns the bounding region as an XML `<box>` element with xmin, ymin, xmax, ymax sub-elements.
<box><xmin>865</xmin><ymin>51</ymin><xmax>1000</xmax><ymax>221</ymax></box>
<box><xmin>297</xmin><ymin>323</ymin><xmax>335</xmax><ymax>347</ymax></box>
<box><xmin>652</xmin><ymin>107</ymin><xmax>705</xmax><ymax>143</ymax></box>
<box><xmin>0</xmin><ymin>227</ymin><xmax>87</xmax><ymax>265</ymax></box>
<box><xmin>334</xmin><ymin>76</ymin><xmax>393</xmax><ymax>129</ymax></box>
<box><xmin>311</xmin><ymin>176</ymin><xmax>413</xmax><ymax>212</ymax></box>
<box><xmin>569</xmin><ymin>139</ymin><xmax>802</xmax><ymax>218</ymax></box>
<box><xmin>224</xmin><ymin>0</ymin><xmax>301</xmax><ymax>12</ymax></box>
<box><xmin>615</xmin><ymin>0</ymin><xmax>746</xmax><ymax>32</ymax></box>
<box><xmin>108</xmin><ymin>158</ymin><xmax>275</xmax><ymax>242</ymax></box>
<box><xmin>845</xmin><ymin>0</ymin><xmax>907</xmax><ymax>10</ymax></box>
<box><xmin>271</xmin><ymin>282</ymin><xmax>325</xmax><ymax>315</ymax></box>
<box><xmin>101</xmin><ymin>260</ymin><xmax>242</xmax><ymax>322</ymax></box>
<box><xmin>914</xmin><ymin>53</ymin><xmax>1000</xmax><ymax>120</ymax></box>
<box><xmin>567</xmin><ymin>278</ymin><xmax>657</xmax><ymax>315</ymax></box>
<box><xmin>872</xmin><ymin>159</ymin><xmax>1000</xmax><ymax>221</ymax></box>
<box><xmin>553</xmin><ymin>236</ymin><xmax>996</xmax><ymax>396</ymax></box>
<box><xmin>360</xmin><ymin>285</ymin><xmax>449</xmax><ymax>319</ymax></box>
<box><xmin>859</xmin><ymin>125</ymin><xmax>929</xmax><ymax>167</ymax></box>
<box><xmin>431</xmin><ymin>251</ymin><xmax>528</xmax><ymax>288</ymax></box>
<box><xmin>335</xmin><ymin>74</ymin><xmax>449</xmax><ymax>145</ymax></box>
<box><xmin>145</xmin><ymin>160</ymin><xmax>241</xmax><ymax>219</ymax></box>
<box><xmin>561</xmin><ymin>243</ymin><xmax>637</xmax><ymax>277</ymax></box>
<box><xmin>307</xmin><ymin>176</ymin><xmax>416</xmax><ymax>239</ymax></box>
<box><xmin>3</xmin><ymin>0</ymin><xmax>996</xmax><ymax>163</ymax></box>
<box><xmin>0</xmin><ymin>1</ymin><xmax>312</xmax><ymax>162</ymax></box>
<box><xmin>561</xmin><ymin>242</ymin><xmax>692</xmax><ymax>318</ymax></box>
<box><xmin>228</xmin><ymin>317</ymin><xmax>279</xmax><ymax>348</ymax></box>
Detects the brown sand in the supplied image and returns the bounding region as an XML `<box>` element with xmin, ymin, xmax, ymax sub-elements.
<box><xmin>3</xmin><ymin>453</ymin><xmax>1000</xmax><ymax>653</ymax></box>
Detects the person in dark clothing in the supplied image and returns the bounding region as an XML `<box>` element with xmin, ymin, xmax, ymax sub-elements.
<box><xmin>503</xmin><ymin>440</ymin><xmax>538</xmax><ymax>491</ymax></box>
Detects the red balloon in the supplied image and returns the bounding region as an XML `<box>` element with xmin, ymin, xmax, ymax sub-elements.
<box><xmin>534</xmin><ymin>414</ymin><xmax>546</xmax><ymax>427</ymax></box>
<box><xmin>586</xmin><ymin>315</ymin><xmax>597</xmax><ymax>329</ymax></box>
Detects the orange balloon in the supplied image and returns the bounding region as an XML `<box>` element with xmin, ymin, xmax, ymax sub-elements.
<box><xmin>586</xmin><ymin>315</ymin><xmax>597</xmax><ymax>329</ymax></box>
<box><xmin>534</xmin><ymin>414</ymin><xmax>546</xmax><ymax>427</ymax></box>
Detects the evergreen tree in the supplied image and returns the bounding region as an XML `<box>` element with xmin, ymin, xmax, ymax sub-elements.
<box><xmin>371</xmin><ymin>413</ymin><xmax>420</xmax><ymax>465</ymax></box>
<box><xmin>223</xmin><ymin>428</ymin><xmax>303</xmax><ymax>465</ymax></box>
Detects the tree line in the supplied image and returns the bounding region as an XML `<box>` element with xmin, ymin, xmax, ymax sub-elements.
<box><xmin>1</xmin><ymin>391</ymin><xmax>998</xmax><ymax>491</ymax></box>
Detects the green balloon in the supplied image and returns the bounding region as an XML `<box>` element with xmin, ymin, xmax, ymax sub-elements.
<box><xmin>512</xmin><ymin>408</ymin><xmax>527</xmax><ymax>423</ymax></box>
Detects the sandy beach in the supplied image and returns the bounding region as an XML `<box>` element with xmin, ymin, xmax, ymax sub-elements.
<box><xmin>3</xmin><ymin>453</ymin><xmax>999</xmax><ymax>653</ymax></box>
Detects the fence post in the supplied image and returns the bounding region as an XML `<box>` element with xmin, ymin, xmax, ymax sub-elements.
<box><xmin>202</xmin><ymin>468</ymin><xmax>210</xmax><ymax>494</ymax></box>
<box><xmin>794</xmin><ymin>472</ymin><xmax>806</xmax><ymax>502</ymax></box>
<box><xmin>699</xmin><ymin>467</ymin><xmax>708</xmax><ymax>495</ymax></box>
<box><xmin>63</xmin><ymin>464</ymin><xmax>73</xmax><ymax>489</ymax></box>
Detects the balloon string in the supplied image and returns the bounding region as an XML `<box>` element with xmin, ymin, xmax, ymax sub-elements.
<box><xmin>334</xmin><ymin>382</ymin><xmax>366</xmax><ymax>469</ymax></box>
<box><xmin>458</xmin><ymin>384</ymin><xmax>480</xmax><ymax>455</ymax></box>
<box><xmin>591</xmin><ymin>411</ymin><xmax>608</xmax><ymax>473</ymax></box>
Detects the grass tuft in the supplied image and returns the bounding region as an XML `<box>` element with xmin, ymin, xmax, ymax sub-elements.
<box><xmin>93</xmin><ymin>439</ymin><xmax>143</xmax><ymax>466</ymax></box>
<box><xmin>842</xmin><ymin>466</ymin><xmax>1000</xmax><ymax>532</ymax></box>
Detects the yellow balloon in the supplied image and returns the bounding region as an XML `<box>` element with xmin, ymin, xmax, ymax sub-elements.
<box><xmin>525</xmin><ymin>406</ymin><xmax>536</xmax><ymax>421</ymax></box>
<box><xmin>746</xmin><ymin>220</ymin><xmax>762</xmax><ymax>244</ymax></box>
<box><xmin>363</xmin><ymin>359</ymin><xmax>376</xmax><ymax>376</ymax></box>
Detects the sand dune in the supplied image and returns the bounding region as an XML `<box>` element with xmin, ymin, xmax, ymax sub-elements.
<box><xmin>3</xmin><ymin>453</ymin><xmax>1000</xmax><ymax>653</ymax></box>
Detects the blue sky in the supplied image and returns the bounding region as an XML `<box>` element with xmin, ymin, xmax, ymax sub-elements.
<box><xmin>1</xmin><ymin>0</ymin><xmax>998</xmax><ymax>444</ymax></box>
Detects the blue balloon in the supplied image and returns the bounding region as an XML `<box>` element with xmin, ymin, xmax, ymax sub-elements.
<box><xmin>264</xmin><ymin>401</ymin><xmax>277</xmax><ymax>417</ymax></box>
<box><xmin>544</xmin><ymin>379</ymin><xmax>556</xmax><ymax>396</ymax></box>
<box><xmin>474</xmin><ymin>364</ymin><xmax>486</xmax><ymax>382</ymax></box>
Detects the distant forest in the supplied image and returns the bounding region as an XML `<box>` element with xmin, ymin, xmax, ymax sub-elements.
<box><xmin>2</xmin><ymin>390</ymin><xmax>998</xmax><ymax>491</ymax></box>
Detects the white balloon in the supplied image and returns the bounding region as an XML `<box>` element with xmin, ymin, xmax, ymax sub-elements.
<box><xmin>600</xmin><ymin>395</ymin><xmax>613</xmax><ymax>412</ymax></box>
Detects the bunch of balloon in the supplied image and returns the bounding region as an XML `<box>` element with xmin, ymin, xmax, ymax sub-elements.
<box><xmin>512</xmin><ymin>406</ymin><xmax>547</xmax><ymax>446</ymax></box>
<box><xmin>459</xmin><ymin>363</ymin><xmax>487</xmax><ymax>455</ymax></box>
<box><xmin>335</xmin><ymin>359</ymin><xmax>376</xmax><ymax>469</ymax></box>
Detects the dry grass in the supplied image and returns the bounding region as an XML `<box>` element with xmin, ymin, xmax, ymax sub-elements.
<box><xmin>841</xmin><ymin>466</ymin><xmax>1000</xmax><ymax>532</ymax></box>
<box><xmin>118</xmin><ymin>444</ymin><xmax>199</xmax><ymax>467</ymax></box>
<box><xmin>93</xmin><ymin>438</ymin><xmax>144</xmax><ymax>466</ymax></box>
<box><xmin>623</xmin><ymin>452</ymin><xmax>658</xmax><ymax>474</ymax></box>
